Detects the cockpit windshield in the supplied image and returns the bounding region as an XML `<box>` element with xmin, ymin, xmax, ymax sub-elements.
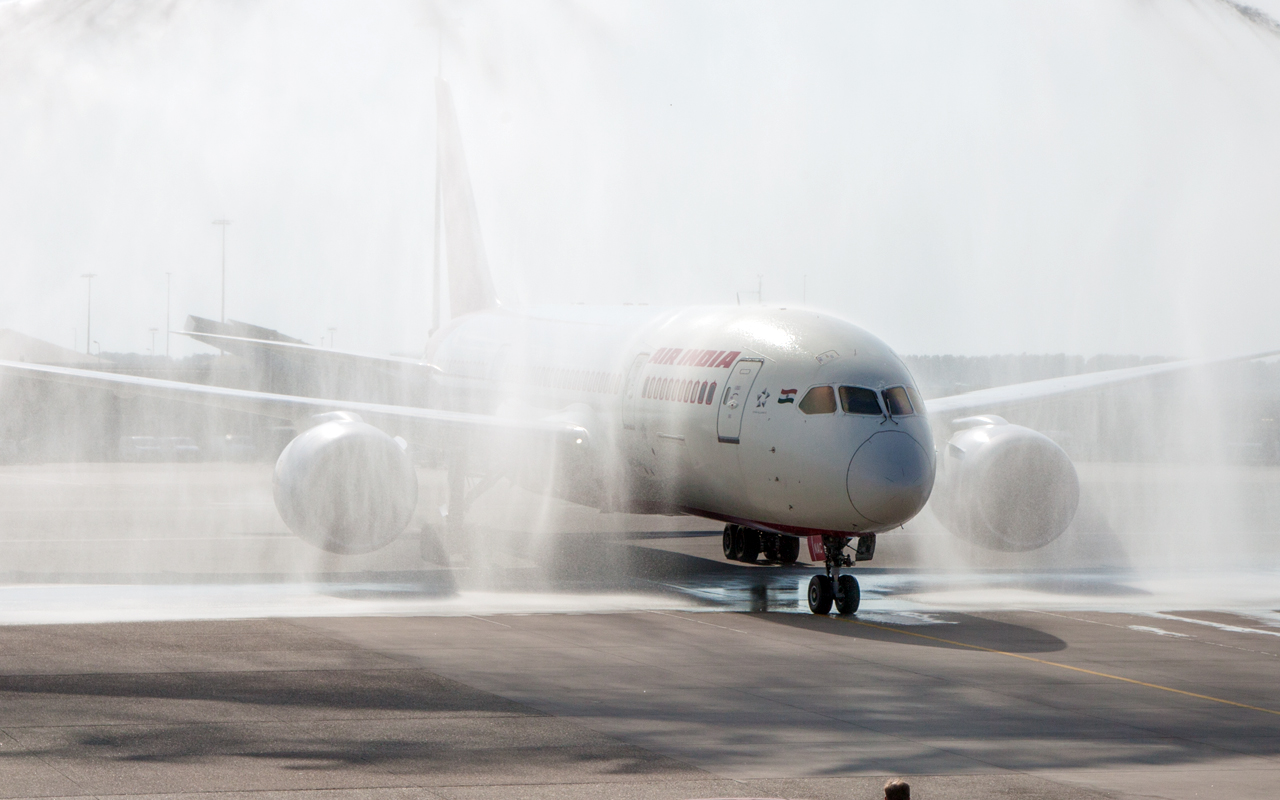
<box><xmin>798</xmin><ymin>385</ymin><xmax>837</xmax><ymax>414</ymax></box>
<box><xmin>839</xmin><ymin>386</ymin><xmax>882</xmax><ymax>415</ymax></box>
<box><xmin>882</xmin><ymin>386</ymin><xmax>915</xmax><ymax>416</ymax></box>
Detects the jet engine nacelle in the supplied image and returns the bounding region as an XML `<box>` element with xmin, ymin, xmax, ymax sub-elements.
<box><xmin>933</xmin><ymin>416</ymin><xmax>1079</xmax><ymax>551</ymax></box>
<box><xmin>273</xmin><ymin>413</ymin><xmax>418</xmax><ymax>554</ymax></box>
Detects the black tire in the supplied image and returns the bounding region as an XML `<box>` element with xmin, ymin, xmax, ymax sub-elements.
<box><xmin>778</xmin><ymin>535</ymin><xmax>801</xmax><ymax>565</ymax></box>
<box><xmin>835</xmin><ymin>574</ymin><xmax>860</xmax><ymax>615</ymax></box>
<box><xmin>807</xmin><ymin>575</ymin><xmax>833</xmax><ymax>615</ymax></box>
<box><xmin>739</xmin><ymin>528</ymin><xmax>761</xmax><ymax>562</ymax></box>
<box><xmin>730</xmin><ymin>526</ymin><xmax>745</xmax><ymax>560</ymax></box>
<box><xmin>722</xmin><ymin>526</ymin><xmax>735</xmax><ymax>559</ymax></box>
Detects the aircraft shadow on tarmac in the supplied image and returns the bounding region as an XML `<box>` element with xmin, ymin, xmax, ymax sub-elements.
<box><xmin>755</xmin><ymin>609</ymin><xmax>1069</xmax><ymax>654</ymax></box>
<box><xmin>601</xmin><ymin>541</ymin><xmax>1074</xmax><ymax>654</ymax></box>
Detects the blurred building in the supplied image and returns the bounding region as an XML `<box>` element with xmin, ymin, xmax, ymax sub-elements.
<box><xmin>0</xmin><ymin>329</ymin><xmax>292</xmax><ymax>463</ymax></box>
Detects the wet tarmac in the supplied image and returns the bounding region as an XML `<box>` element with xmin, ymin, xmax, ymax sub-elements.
<box><xmin>0</xmin><ymin>463</ymin><xmax>1277</xmax><ymax>799</ymax></box>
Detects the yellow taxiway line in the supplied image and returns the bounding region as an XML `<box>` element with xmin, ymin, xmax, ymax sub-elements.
<box><xmin>840</xmin><ymin>617</ymin><xmax>1280</xmax><ymax>718</ymax></box>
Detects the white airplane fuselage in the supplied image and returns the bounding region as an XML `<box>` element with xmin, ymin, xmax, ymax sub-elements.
<box><xmin>427</xmin><ymin>304</ymin><xmax>936</xmax><ymax>537</ymax></box>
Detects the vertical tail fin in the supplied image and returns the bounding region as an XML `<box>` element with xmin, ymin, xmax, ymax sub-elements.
<box><xmin>432</xmin><ymin>77</ymin><xmax>500</xmax><ymax>328</ymax></box>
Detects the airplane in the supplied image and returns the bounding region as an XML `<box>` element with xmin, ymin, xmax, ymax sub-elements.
<box><xmin>2</xmin><ymin>78</ymin><xmax>1274</xmax><ymax>616</ymax></box>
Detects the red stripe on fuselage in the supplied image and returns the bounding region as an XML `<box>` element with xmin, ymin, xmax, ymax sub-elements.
<box><xmin>680</xmin><ymin>507</ymin><xmax>869</xmax><ymax>540</ymax></box>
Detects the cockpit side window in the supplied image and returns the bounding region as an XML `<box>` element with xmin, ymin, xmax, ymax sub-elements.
<box><xmin>882</xmin><ymin>386</ymin><xmax>914</xmax><ymax>416</ymax></box>
<box><xmin>798</xmin><ymin>385</ymin><xmax>837</xmax><ymax>415</ymax></box>
<box><xmin>905</xmin><ymin>385</ymin><xmax>924</xmax><ymax>415</ymax></box>
<box><xmin>839</xmin><ymin>386</ymin><xmax>882</xmax><ymax>415</ymax></box>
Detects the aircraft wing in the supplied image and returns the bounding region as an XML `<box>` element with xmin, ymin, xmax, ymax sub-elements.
<box><xmin>181</xmin><ymin>329</ymin><xmax>441</xmax><ymax>381</ymax></box>
<box><xmin>0</xmin><ymin>360</ymin><xmax>587</xmax><ymax>452</ymax></box>
<box><xmin>924</xmin><ymin>349</ymin><xmax>1280</xmax><ymax>421</ymax></box>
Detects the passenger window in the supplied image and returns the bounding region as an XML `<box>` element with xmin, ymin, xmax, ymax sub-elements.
<box><xmin>905</xmin><ymin>385</ymin><xmax>924</xmax><ymax>415</ymax></box>
<box><xmin>798</xmin><ymin>386</ymin><xmax>837</xmax><ymax>415</ymax></box>
<box><xmin>839</xmin><ymin>386</ymin><xmax>882</xmax><ymax>415</ymax></box>
<box><xmin>882</xmin><ymin>386</ymin><xmax>914</xmax><ymax>416</ymax></box>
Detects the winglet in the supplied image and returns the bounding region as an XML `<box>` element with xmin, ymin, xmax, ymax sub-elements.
<box><xmin>434</xmin><ymin>77</ymin><xmax>500</xmax><ymax>323</ymax></box>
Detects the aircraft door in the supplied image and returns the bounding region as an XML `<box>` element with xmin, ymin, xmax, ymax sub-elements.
<box><xmin>622</xmin><ymin>353</ymin><xmax>649</xmax><ymax>430</ymax></box>
<box><xmin>717</xmin><ymin>359</ymin><xmax>764</xmax><ymax>443</ymax></box>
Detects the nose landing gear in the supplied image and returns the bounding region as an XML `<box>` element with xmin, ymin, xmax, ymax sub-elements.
<box><xmin>807</xmin><ymin>534</ymin><xmax>872</xmax><ymax>615</ymax></box>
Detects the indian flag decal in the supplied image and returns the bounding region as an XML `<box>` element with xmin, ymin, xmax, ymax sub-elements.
<box><xmin>778</xmin><ymin>388</ymin><xmax>797</xmax><ymax>404</ymax></box>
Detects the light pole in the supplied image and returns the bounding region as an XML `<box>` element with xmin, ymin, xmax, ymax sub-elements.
<box><xmin>165</xmin><ymin>271</ymin><xmax>172</xmax><ymax>358</ymax></box>
<box><xmin>80</xmin><ymin>273</ymin><xmax>96</xmax><ymax>355</ymax></box>
<box><xmin>734</xmin><ymin>275</ymin><xmax>763</xmax><ymax>306</ymax></box>
<box><xmin>212</xmin><ymin>219</ymin><xmax>230</xmax><ymax>322</ymax></box>
<box><xmin>327</xmin><ymin>326</ymin><xmax>337</xmax><ymax>349</ymax></box>
<box><xmin>148</xmin><ymin>328</ymin><xmax>158</xmax><ymax>356</ymax></box>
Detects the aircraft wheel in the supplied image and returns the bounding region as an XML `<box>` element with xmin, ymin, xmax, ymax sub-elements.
<box><xmin>739</xmin><ymin>528</ymin><xmax>761</xmax><ymax>563</ymax></box>
<box><xmin>778</xmin><ymin>535</ymin><xmax>800</xmax><ymax>565</ymax></box>
<box><xmin>835</xmin><ymin>574</ymin><xmax>860</xmax><ymax>615</ymax></box>
<box><xmin>807</xmin><ymin>575</ymin><xmax>833</xmax><ymax>615</ymax></box>
<box><xmin>729</xmin><ymin>527</ymin><xmax>745</xmax><ymax>560</ymax></box>
<box><xmin>722</xmin><ymin>525</ymin><xmax>736</xmax><ymax>559</ymax></box>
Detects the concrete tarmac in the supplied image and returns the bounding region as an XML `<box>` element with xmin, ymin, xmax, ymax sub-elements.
<box><xmin>0</xmin><ymin>463</ymin><xmax>1277</xmax><ymax>799</ymax></box>
<box><xmin>1</xmin><ymin>606</ymin><xmax>1277</xmax><ymax>800</ymax></box>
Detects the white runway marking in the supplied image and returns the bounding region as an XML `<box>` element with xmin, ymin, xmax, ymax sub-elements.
<box><xmin>1126</xmin><ymin>624</ymin><xmax>1189</xmax><ymax>637</ymax></box>
<box><xmin>1152</xmin><ymin>611</ymin><xmax>1280</xmax><ymax>637</ymax></box>
<box><xmin>0</xmin><ymin>584</ymin><xmax>697</xmax><ymax>626</ymax></box>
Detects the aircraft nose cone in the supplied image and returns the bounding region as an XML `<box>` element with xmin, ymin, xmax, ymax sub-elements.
<box><xmin>847</xmin><ymin>431</ymin><xmax>934</xmax><ymax>525</ymax></box>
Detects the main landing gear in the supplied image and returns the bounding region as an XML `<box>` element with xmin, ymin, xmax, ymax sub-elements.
<box><xmin>722</xmin><ymin>524</ymin><xmax>800</xmax><ymax>565</ymax></box>
<box><xmin>807</xmin><ymin>534</ymin><xmax>874</xmax><ymax>616</ymax></box>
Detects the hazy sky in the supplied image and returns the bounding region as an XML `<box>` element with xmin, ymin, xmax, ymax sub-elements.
<box><xmin>2</xmin><ymin>0</ymin><xmax>1279</xmax><ymax>358</ymax></box>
